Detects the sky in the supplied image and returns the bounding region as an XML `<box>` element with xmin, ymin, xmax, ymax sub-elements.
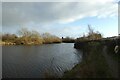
<box><xmin>1</xmin><ymin>0</ymin><xmax>119</xmax><ymax>38</ymax></box>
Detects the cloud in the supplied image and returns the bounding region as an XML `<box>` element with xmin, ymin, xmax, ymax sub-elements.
<box><xmin>2</xmin><ymin>0</ymin><xmax>118</xmax><ymax>2</ymax></box>
<box><xmin>2</xmin><ymin>0</ymin><xmax>118</xmax><ymax>28</ymax></box>
<box><xmin>46</xmin><ymin>26</ymin><xmax>83</xmax><ymax>38</ymax></box>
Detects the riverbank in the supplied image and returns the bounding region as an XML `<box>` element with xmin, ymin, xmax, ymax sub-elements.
<box><xmin>0</xmin><ymin>40</ymin><xmax>62</xmax><ymax>45</ymax></box>
<box><xmin>0</xmin><ymin>40</ymin><xmax>74</xmax><ymax>45</ymax></box>
<box><xmin>63</xmin><ymin>41</ymin><xmax>119</xmax><ymax>78</ymax></box>
<box><xmin>0</xmin><ymin>41</ymin><xmax>16</xmax><ymax>45</ymax></box>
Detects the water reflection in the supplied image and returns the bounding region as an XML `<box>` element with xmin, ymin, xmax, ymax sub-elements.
<box><xmin>3</xmin><ymin>43</ymin><xmax>82</xmax><ymax>78</ymax></box>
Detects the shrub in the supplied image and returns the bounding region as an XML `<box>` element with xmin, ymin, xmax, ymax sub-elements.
<box><xmin>2</xmin><ymin>28</ymin><xmax>62</xmax><ymax>45</ymax></box>
<box><xmin>62</xmin><ymin>37</ymin><xmax>75</xmax><ymax>43</ymax></box>
<box><xmin>76</xmin><ymin>25</ymin><xmax>102</xmax><ymax>42</ymax></box>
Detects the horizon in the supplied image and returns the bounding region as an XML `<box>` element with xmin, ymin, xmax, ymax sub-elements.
<box><xmin>2</xmin><ymin>0</ymin><xmax>119</xmax><ymax>38</ymax></box>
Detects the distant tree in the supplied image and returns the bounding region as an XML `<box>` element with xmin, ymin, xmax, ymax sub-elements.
<box><xmin>62</xmin><ymin>37</ymin><xmax>75</xmax><ymax>43</ymax></box>
<box><xmin>18</xmin><ymin>27</ymin><xmax>32</xmax><ymax>37</ymax></box>
<box><xmin>1</xmin><ymin>28</ymin><xmax>62</xmax><ymax>45</ymax></box>
<box><xmin>30</xmin><ymin>30</ymin><xmax>43</xmax><ymax>44</ymax></box>
<box><xmin>41</xmin><ymin>33</ymin><xmax>53</xmax><ymax>38</ymax></box>
<box><xmin>2</xmin><ymin>33</ymin><xmax>17</xmax><ymax>42</ymax></box>
<box><xmin>16</xmin><ymin>28</ymin><xmax>44</xmax><ymax>45</ymax></box>
<box><xmin>42</xmin><ymin>33</ymin><xmax>61</xmax><ymax>43</ymax></box>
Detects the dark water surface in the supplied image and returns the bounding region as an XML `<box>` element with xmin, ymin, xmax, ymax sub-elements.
<box><xmin>3</xmin><ymin>43</ymin><xmax>82</xmax><ymax>78</ymax></box>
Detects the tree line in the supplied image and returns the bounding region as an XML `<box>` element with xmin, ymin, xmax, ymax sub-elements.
<box><xmin>1</xmin><ymin>28</ymin><xmax>62</xmax><ymax>45</ymax></box>
<box><xmin>1</xmin><ymin>25</ymin><xmax>103</xmax><ymax>45</ymax></box>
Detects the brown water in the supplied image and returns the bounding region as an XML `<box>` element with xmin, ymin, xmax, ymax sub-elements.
<box><xmin>2</xmin><ymin>43</ymin><xmax>82</xmax><ymax>78</ymax></box>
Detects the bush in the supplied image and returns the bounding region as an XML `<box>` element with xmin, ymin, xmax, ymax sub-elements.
<box><xmin>2</xmin><ymin>34</ymin><xmax>18</xmax><ymax>42</ymax></box>
<box><xmin>76</xmin><ymin>25</ymin><xmax>102</xmax><ymax>42</ymax></box>
<box><xmin>2</xmin><ymin>28</ymin><xmax>62</xmax><ymax>45</ymax></box>
<box><xmin>62</xmin><ymin>37</ymin><xmax>75</xmax><ymax>43</ymax></box>
<box><xmin>42</xmin><ymin>33</ymin><xmax>62</xmax><ymax>44</ymax></box>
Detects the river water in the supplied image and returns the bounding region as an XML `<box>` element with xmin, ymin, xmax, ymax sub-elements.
<box><xmin>2</xmin><ymin>43</ymin><xmax>82</xmax><ymax>78</ymax></box>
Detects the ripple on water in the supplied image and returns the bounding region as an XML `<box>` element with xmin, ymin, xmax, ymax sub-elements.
<box><xmin>3</xmin><ymin>43</ymin><xmax>82</xmax><ymax>78</ymax></box>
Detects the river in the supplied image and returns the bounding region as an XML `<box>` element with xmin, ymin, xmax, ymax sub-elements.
<box><xmin>2</xmin><ymin>43</ymin><xmax>82</xmax><ymax>78</ymax></box>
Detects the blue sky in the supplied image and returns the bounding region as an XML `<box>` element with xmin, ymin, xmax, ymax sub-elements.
<box><xmin>2</xmin><ymin>0</ymin><xmax>119</xmax><ymax>38</ymax></box>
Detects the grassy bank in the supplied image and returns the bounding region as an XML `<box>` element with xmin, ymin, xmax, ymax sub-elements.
<box><xmin>63</xmin><ymin>42</ymin><xmax>112</xmax><ymax>78</ymax></box>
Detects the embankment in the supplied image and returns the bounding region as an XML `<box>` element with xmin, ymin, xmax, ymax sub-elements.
<box><xmin>63</xmin><ymin>39</ymin><xmax>119</xmax><ymax>78</ymax></box>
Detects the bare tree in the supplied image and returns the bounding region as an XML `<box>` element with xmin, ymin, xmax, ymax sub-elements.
<box><xmin>18</xmin><ymin>27</ymin><xmax>31</xmax><ymax>37</ymax></box>
<box><xmin>88</xmin><ymin>24</ymin><xmax>94</xmax><ymax>35</ymax></box>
